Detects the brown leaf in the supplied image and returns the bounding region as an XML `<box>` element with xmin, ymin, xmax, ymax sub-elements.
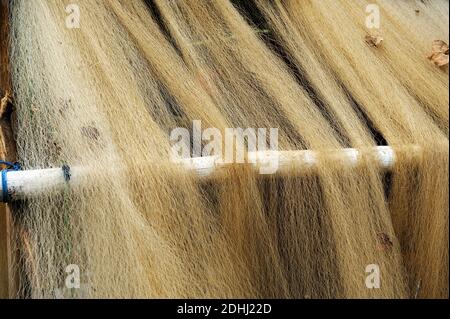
<box><xmin>365</xmin><ymin>34</ymin><xmax>383</xmax><ymax>48</ymax></box>
<box><xmin>377</xmin><ymin>233</ymin><xmax>393</xmax><ymax>251</ymax></box>
<box><xmin>427</xmin><ymin>40</ymin><xmax>449</xmax><ymax>67</ymax></box>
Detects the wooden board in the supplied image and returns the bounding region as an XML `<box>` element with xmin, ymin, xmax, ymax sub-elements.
<box><xmin>0</xmin><ymin>0</ymin><xmax>18</xmax><ymax>298</ymax></box>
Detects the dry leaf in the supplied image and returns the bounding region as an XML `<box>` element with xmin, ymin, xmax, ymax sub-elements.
<box><xmin>427</xmin><ymin>40</ymin><xmax>449</xmax><ymax>67</ymax></box>
<box><xmin>377</xmin><ymin>233</ymin><xmax>393</xmax><ymax>251</ymax></box>
<box><xmin>365</xmin><ymin>34</ymin><xmax>383</xmax><ymax>47</ymax></box>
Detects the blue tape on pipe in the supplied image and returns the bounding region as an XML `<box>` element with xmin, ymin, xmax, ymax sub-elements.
<box><xmin>0</xmin><ymin>160</ymin><xmax>22</xmax><ymax>202</ymax></box>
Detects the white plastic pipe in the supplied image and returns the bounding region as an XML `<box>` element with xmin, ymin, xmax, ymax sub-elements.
<box><xmin>1</xmin><ymin>146</ymin><xmax>398</xmax><ymax>202</ymax></box>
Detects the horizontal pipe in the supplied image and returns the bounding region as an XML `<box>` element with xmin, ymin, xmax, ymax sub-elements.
<box><xmin>1</xmin><ymin>146</ymin><xmax>405</xmax><ymax>202</ymax></box>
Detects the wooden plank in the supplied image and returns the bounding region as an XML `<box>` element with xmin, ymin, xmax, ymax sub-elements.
<box><xmin>0</xmin><ymin>0</ymin><xmax>18</xmax><ymax>299</ymax></box>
